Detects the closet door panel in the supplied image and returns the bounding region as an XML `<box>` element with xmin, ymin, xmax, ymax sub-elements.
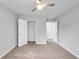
<box><xmin>18</xmin><ymin>19</ymin><xmax>28</xmax><ymax>47</ymax></box>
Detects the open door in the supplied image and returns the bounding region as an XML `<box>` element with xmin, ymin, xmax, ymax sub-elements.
<box><xmin>18</xmin><ymin>19</ymin><xmax>28</xmax><ymax>47</ymax></box>
<box><xmin>47</xmin><ymin>21</ymin><xmax>58</xmax><ymax>44</ymax></box>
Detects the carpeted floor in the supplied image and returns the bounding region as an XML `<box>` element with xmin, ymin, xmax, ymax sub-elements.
<box><xmin>2</xmin><ymin>42</ymin><xmax>78</xmax><ymax>59</ymax></box>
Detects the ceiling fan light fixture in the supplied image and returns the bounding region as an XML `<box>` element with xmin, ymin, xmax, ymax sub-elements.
<box><xmin>32</xmin><ymin>0</ymin><xmax>55</xmax><ymax>12</ymax></box>
<box><xmin>37</xmin><ymin>4</ymin><xmax>43</xmax><ymax>9</ymax></box>
<box><xmin>37</xmin><ymin>0</ymin><xmax>40</xmax><ymax>4</ymax></box>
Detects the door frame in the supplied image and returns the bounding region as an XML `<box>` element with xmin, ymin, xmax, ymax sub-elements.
<box><xmin>57</xmin><ymin>20</ymin><xmax>59</xmax><ymax>44</ymax></box>
<box><xmin>47</xmin><ymin>20</ymin><xmax>59</xmax><ymax>44</ymax></box>
<box><xmin>26</xmin><ymin>20</ymin><xmax>38</xmax><ymax>44</ymax></box>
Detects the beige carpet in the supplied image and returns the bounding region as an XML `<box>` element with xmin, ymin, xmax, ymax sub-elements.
<box><xmin>2</xmin><ymin>42</ymin><xmax>78</xmax><ymax>59</ymax></box>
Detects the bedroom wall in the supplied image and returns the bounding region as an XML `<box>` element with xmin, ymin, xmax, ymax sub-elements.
<box><xmin>0</xmin><ymin>4</ymin><xmax>18</xmax><ymax>58</ymax></box>
<box><xmin>58</xmin><ymin>4</ymin><xmax>79</xmax><ymax>58</ymax></box>
<box><xmin>36</xmin><ymin>18</ymin><xmax>47</xmax><ymax>44</ymax></box>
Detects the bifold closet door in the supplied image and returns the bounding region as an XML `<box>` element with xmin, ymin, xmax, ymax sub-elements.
<box><xmin>18</xmin><ymin>19</ymin><xmax>28</xmax><ymax>47</ymax></box>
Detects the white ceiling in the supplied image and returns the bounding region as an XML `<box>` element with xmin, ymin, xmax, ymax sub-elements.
<box><xmin>0</xmin><ymin>0</ymin><xmax>79</xmax><ymax>18</ymax></box>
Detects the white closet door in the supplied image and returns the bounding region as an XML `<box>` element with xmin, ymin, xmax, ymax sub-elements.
<box><xmin>18</xmin><ymin>19</ymin><xmax>28</xmax><ymax>47</ymax></box>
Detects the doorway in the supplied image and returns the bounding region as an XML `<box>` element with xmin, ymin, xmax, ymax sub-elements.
<box><xmin>27</xmin><ymin>21</ymin><xmax>36</xmax><ymax>44</ymax></box>
<box><xmin>18</xmin><ymin>19</ymin><xmax>38</xmax><ymax>47</ymax></box>
<box><xmin>47</xmin><ymin>21</ymin><xmax>58</xmax><ymax>44</ymax></box>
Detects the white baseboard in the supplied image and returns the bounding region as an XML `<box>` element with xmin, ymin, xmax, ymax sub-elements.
<box><xmin>0</xmin><ymin>44</ymin><xmax>17</xmax><ymax>59</ymax></box>
<box><xmin>36</xmin><ymin>42</ymin><xmax>47</xmax><ymax>44</ymax></box>
<box><xmin>59</xmin><ymin>44</ymin><xmax>79</xmax><ymax>59</ymax></box>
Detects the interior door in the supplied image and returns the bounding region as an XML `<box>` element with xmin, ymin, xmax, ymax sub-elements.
<box><xmin>47</xmin><ymin>21</ymin><xmax>58</xmax><ymax>44</ymax></box>
<box><xmin>53</xmin><ymin>21</ymin><xmax>57</xmax><ymax>43</ymax></box>
<box><xmin>18</xmin><ymin>19</ymin><xmax>28</xmax><ymax>47</ymax></box>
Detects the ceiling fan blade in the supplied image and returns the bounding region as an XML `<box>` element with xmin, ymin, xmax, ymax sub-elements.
<box><xmin>39</xmin><ymin>0</ymin><xmax>42</xmax><ymax>2</ymax></box>
<box><xmin>32</xmin><ymin>8</ymin><xmax>37</xmax><ymax>12</ymax></box>
<box><xmin>47</xmin><ymin>3</ymin><xmax>55</xmax><ymax>7</ymax></box>
<box><xmin>37</xmin><ymin>0</ymin><xmax>42</xmax><ymax>4</ymax></box>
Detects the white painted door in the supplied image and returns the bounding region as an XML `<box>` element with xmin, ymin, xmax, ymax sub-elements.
<box><xmin>53</xmin><ymin>22</ymin><xmax>57</xmax><ymax>43</ymax></box>
<box><xmin>47</xmin><ymin>21</ymin><xmax>58</xmax><ymax>44</ymax></box>
<box><xmin>18</xmin><ymin>19</ymin><xmax>28</xmax><ymax>47</ymax></box>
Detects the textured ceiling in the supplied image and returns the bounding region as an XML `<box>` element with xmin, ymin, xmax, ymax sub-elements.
<box><xmin>0</xmin><ymin>0</ymin><xmax>79</xmax><ymax>18</ymax></box>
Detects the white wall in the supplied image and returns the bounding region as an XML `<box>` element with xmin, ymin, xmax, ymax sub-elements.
<box><xmin>58</xmin><ymin>4</ymin><xmax>79</xmax><ymax>58</ymax></box>
<box><xmin>0</xmin><ymin>4</ymin><xmax>18</xmax><ymax>58</ymax></box>
<box><xmin>36</xmin><ymin>18</ymin><xmax>47</xmax><ymax>44</ymax></box>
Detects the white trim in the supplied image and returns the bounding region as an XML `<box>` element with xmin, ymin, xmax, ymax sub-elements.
<box><xmin>36</xmin><ymin>42</ymin><xmax>47</xmax><ymax>44</ymax></box>
<box><xmin>26</xmin><ymin>20</ymin><xmax>38</xmax><ymax>44</ymax></box>
<box><xmin>26</xmin><ymin>20</ymin><xmax>39</xmax><ymax>21</ymax></box>
<box><xmin>35</xmin><ymin>21</ymin><xmax>37</xmax><ymax>44</ymax></box>
<box><xmin>0</xmin><ymin>44</ymin><xmax>17</xmax><ymax>58</ymax></box>
<box><xmin>59</xmin><ymin>44</ymin><xmax>79</xmax><ymax>59</ymax></box>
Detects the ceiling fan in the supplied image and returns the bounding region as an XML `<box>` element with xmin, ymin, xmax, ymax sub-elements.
<box><xmin>32</xmin><ymin>0</ymin><xmax>55</xmax><ymax>12</ymax></box>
